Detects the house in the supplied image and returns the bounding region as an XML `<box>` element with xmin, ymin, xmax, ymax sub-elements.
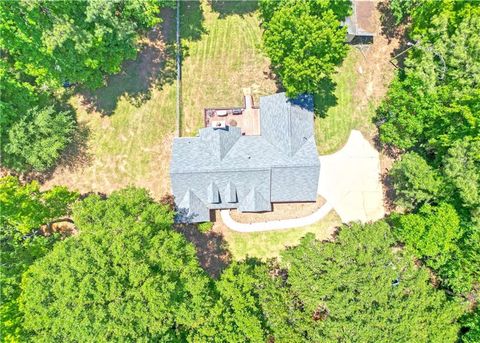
<box><xmin>343</xmin><ymin>0</ymin><xmax>375</xmax><ymax>44</ymax></box>
<box><xmin>170</xmin><ymin>92</ymin><xmax>320</xmax><ymax>223</ymax></box>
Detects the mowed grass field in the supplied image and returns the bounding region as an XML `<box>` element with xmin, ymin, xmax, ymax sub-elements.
<box><xmin>314</xmin><ymin>48</ymin><xmax>378</xmax><ymax>155</ymax></box>
<box><xmin>180</xmin><ymin>0</ymin><xmax>277</xmax><ymax>136</ymax></box>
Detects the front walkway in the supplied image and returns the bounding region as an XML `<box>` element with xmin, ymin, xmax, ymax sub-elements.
<box><xmin>221</xmin><ymin>130</ymin><xmax>384</xmax><ymax>232</ymax></box>
<box><xmin>220</xmin><ymin>202</ymin><xmax>333</xmax><ymax>232</ymax></box>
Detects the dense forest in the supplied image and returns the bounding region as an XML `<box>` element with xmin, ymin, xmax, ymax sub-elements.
<box><xmin>1</xmin><ymin>0</ymin><xmax>479</xmax><ymax>342</ymax></box>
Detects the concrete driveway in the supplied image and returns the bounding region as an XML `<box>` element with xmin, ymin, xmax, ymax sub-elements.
<box><xmin>318</xmin><ymin>130</ymin><xmax>385</xmax><ymax>223</ymax></box>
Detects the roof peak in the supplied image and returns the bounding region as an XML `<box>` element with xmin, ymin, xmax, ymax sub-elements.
<box><xmin>259</xmin><ymin>93</ymin><xmax>314</xmax><ymax>157</ymax></box>
<box><xmin>199</xmin><ymin>126</ymin><xmax>242</xmax><ymax>160</ymax></box>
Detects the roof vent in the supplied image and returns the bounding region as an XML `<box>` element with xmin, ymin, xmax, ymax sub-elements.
<box><xmin>211</xmin><ymin>120</ymin><xmax>226</xmax><ymax>129</ymax></box>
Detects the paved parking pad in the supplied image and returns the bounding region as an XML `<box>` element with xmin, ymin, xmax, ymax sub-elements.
<box><xmin>318</xmin><ymin>130</ymin><xmax>384</xmax><ymax>223</ymax></box>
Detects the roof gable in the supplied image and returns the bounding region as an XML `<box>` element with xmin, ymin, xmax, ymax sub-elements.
<box><xmin>260</xmin><ymin>93</ymin><xmax>314</xmax><ymax>156</ymax></box>
<box><xmin>199</xmin><ymin>126</ymin><xmax>241</xmax><ymax>160</ymax></box>
<box><xmin>207</xmin><ymin>182</ymin><xmax>220</xmax><ymax>203</ymax></box>
<box><xmin>225</xmin><ymin>182</ymin><xmax>237</xmax><ymax>203</ymax></box>
<box><xmin>177</xmin><ymin>189</ymin><xmax>210</xmax><ymax>222</ymax></box>
<box><xmin>238</xmin><ymin>186</ymin><xmax>271</xmax><ymax>212</ymax></box>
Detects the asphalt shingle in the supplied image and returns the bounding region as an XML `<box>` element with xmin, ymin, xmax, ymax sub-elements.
<box><xmin>170</xmin><ymin>92</ymin><xmax>320</xmax><ymax>223</ymax></box>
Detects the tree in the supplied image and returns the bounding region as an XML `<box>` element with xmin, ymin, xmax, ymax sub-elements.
<box><xmin>0</xmin><ymin>176</ymin><xmax>78</xmax><ymax>235</ymax></box>
<box><xmin>443</xmin><ymin>139</ymin><xmax>480</xmax><ymax>222</ymax></box>
<box><xmin>204</xmin><ymin>262</ymin><xmax>269</xmax><ymax>342</ymax></box>
<box><xmin>389</xmin><ymin>152</ymin><xmax>443</xmax><ymax>210</ymax></box>
<box><xmin>259</xmin><ymin>0</ymin><xmax>351</xmax><ymax>27</ymax></box>
<box><xmin>0</xmin><ymin>226</ymin><xmax>59</xmax><ymax>342</ymax></box>
<box><xmin>389</xmin><ymin>0</ymin><xmax>420</xmax><ymax>24</ymax></box>
<box><xmin>392</xmin><ymin>201</ymin><xmax>479</xmax><ymax>295</ymax></box>
<box><xmin>0</xmin><ymin>60</ymin><xmax>39</xmax><ymax>135</ymax></box>
<box><xmin>262</xmin><ymin>1</ymin><xmax>349</xmax><ymax>97</ymax></box>
<box><xmin>438</xmin><ymin>224</ymin><xmax>480</xmax><ymax>294</ymax></box>
<box><xmin>461</xmin><ymin>309</ymin><xmax>480</xmax><ymax>343</ymax></box>
<box><xmin>0</xmin><ymin>176</ymin><xmax>76</xmax><ymax>342</ymax></box>
<box><xmin>0</xmin><ymin>0</ymin><xmax>171</xmax><ymax>89</ymax></box>
<box><xmin>392</xmin><ymin>203</ymin><xmax>462</xmax><ymax>269</ymax></box>
<box><xmin>2</xmin><ymin>105</ymin><xmax>76</xmax><ymax>172</ymax></box>
<box><xmin>377</xmin><ymin>2</ymin><xmax>480</xmax><ymax>157</ymax></box>
<box><xmin>19</xmin><ymin>188</ymin><xmax>215</xmax><ymax>342</ymax></box>
<box><xmin>259</xmin><ymin>222</ymin><xmax>464</xmax><ymax>342</ymax></box>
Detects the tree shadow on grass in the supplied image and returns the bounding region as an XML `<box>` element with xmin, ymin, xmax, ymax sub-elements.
<box><xmin>57</xmin><ymin>122</ymin><xmax>92</xmax><ymax>172</ymax></box>
<box><xmin>181</xmin><ymin>0</ymin><xmax>207</xmax><ymax>42</ymax></box>
<box><xmin>313</xmin><ymin>78</ymin><xmax>338</xmax><ymax>118</ymax></box>
<box><xmin>209</xmin><ymin>0</ymin><xmax>258</xmax><ymax>18</ymax></box>
<box><xmin>79</xmin><ymin>9</ymin><xmax>177</xmax><ymax>115</ymax></box>
<box><xmin>377</xmin><ymin>1</ymin><xmax>404</xmax><ymax>43</ymax></box>
<box><xmin>174</xmin><ymin>223</ymin><xmax>231</xmax><ymax>279</ymax></box>
<box><xmin>263</xmin><ymin>65</ymin><xmax>284</xmax><ymax>93</ymax></box>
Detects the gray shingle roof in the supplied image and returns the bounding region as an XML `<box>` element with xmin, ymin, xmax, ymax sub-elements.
<box><xmin>170</xmin><ymin>92</ymin><xmax>320</xmax><ymax>223</ymax></box>
<box><xmin>238</xmin><ymin>186</ymin><xmax>271</xmax><ymax>212</ymax></box>
<box><xmin>207</xmin><ymin>182</ymin><xmax>220</xmax><ymax>203</ymax></box>
<box><xmin>176</xmin><ymin>189</ymin><xmax>210</xmax><ymax>222</ymax></box>
<box><xmin>260</xmin><ymin>93</ymin><xmax>314</xmax><ymax>156</ymax></box>
<box><xmin>199</xmin><ymin>126</ymin><xmax>242</xmax><ymax>160</ymax></box>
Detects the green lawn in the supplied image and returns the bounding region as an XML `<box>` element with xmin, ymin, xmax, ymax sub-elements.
<box><xmin>43</xmin><ymin>8</ymin><xmax>177</xmax><ymax>197</ymax></box>
<box><xmin>180</xmin><ymin>0</ymin><xmax>277</xmax><ymax>136</ymax></box>
<box><xmin>314</xmin><ymin>48</ymin><xmax>377</xmax><ymax>154</ymax></box>
<box><xmin>220</xmin><ymin>211</ymin><xmax>341</xmax><ymax>260</ymax></box>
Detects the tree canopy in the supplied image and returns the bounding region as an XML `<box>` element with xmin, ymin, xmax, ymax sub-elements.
<box><xmin>389</xmin><ymin>152</ymin><xmax>443</xmax><ymax>210</ymax></box>
<box><xmin>0</xmin><ymin>176</ymin><xmax>77</xmax><ymax>342</ymax></box>
<box><xmin>3</xmin><ymin>184</ymin><xmax>472</xmax><ymax>342</ymax></box>
<box><xmin>205</xmin><ymin>261</ymin><xmax>269</xmax><ymax>342</ymax></box>
<box><xmin>257</xmin><ymin>222</ymin><xmax>464</xmax><ymax>342</ymax></box>
<box><xmin>0</xmin><ymin>0</ymin><xmax>169</xmax><ymax>89</ymax></box>
<box><xmin>3</xmin><ymin>105</ymin><xmax>76</xmax><ymax>172</ymax></box>
<box><xmin>20</xmin><ymin>188</ymin><xmax>215</xmax><ymax>342</ymax></box>
<box><xmin>260</xmin><ymin>0</ymin><xmax>349</xmax><ymax>97</ymax></box>
<box><xmin>377</xmin><ymin>1</ymin><xmax>479</xmax><ymax>158</ymax></box>
<box><xmin>0</xmin><ymin>176</ymin><xmax>78</xmax><ymax>235</ymax></box>
<box><xmin>0</xmin><ymin>226</ymin><xmax>59</xmax><ymax>343</ymax></box>
<box><xmin>377</xmin><ymin>3</ymin><xmax>479</xmax><ymax>336</ymax></box>
<box><xmin>392</xmin><ymin>203</ymin><xmax>462</xmax><ymax>269</ymax></box>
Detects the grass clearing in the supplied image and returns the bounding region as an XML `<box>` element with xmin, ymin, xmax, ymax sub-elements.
<box><xmin>314</xmin><ymin>48</ymin><xmax>377</xmax><ymax>155</ymax></box>
<box><xmin>217</xmin><ymin>211</ymin><xmax>341</xmax><ymax>260</ymax></box>
<box><xmin>43</xmin><ymin>20</ymin><xmax>178</xmax><ymax>197</ymax></box>
<box><xmin>181</xmin><ymin>0</ymin><xmax>277</xmax><ymax>136</ymax></box>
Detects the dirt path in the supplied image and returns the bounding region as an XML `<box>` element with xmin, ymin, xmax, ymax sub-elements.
<box><xmin>351</xmin><ymin>1</ymin><xmax>401</xmax><ymax>143</ymax></box>
<box><xmin>351</xmin><ymin>1</ymin><xmax>403</xmax><ymax>213</ymax></box>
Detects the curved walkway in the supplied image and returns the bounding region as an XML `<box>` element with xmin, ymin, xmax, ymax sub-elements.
<box><xmin>220</xmin><ymin>202</ymin><xmax>333</xmax><ymax>232</ymax></box>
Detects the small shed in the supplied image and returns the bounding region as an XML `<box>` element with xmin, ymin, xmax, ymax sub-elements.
<box><xmin>343</xmin><ymin>0</ymin><xmax>375</xmax><ymax>44</ymax></box>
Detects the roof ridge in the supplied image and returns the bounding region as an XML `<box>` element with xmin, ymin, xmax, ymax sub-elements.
<box><xmin>288</xmin><ymin>101</ymin><xmax>293</xmax><ymax>156</ymax></box>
